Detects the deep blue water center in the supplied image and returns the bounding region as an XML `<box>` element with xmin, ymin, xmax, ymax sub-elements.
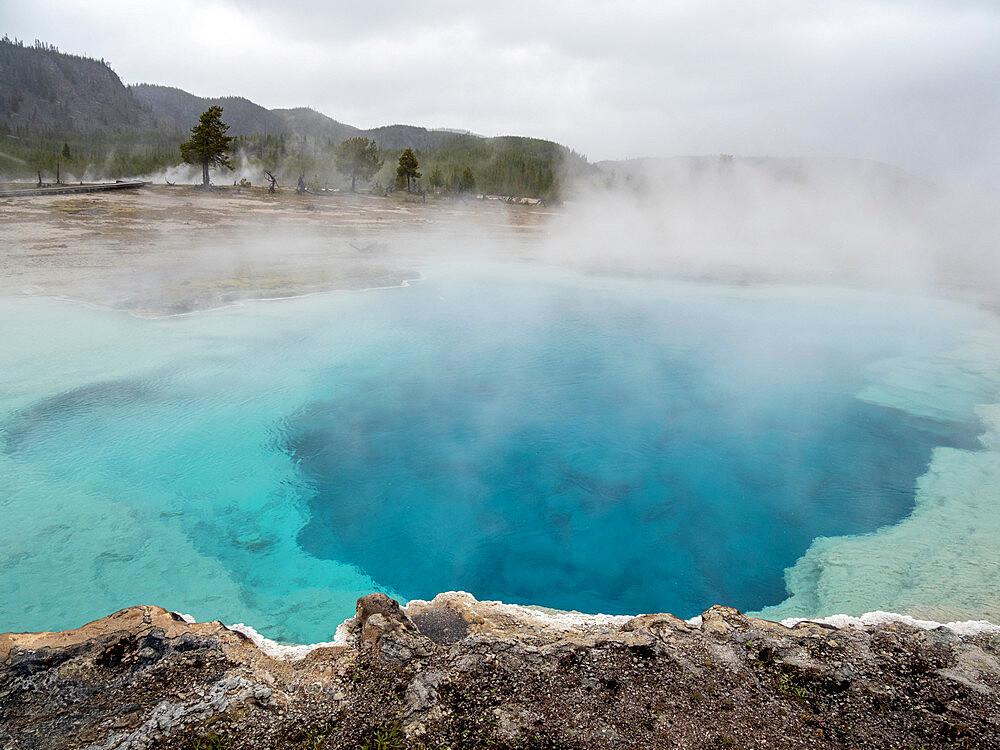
<box><xmin>0</xmin><ymin>265</ymin><xmax>991</xmax><ymax>642</ymax></box>
<box><xmin>286</xmin><ymin>270</ymin><xmax>980</xmax><ymax>618</ymax></box>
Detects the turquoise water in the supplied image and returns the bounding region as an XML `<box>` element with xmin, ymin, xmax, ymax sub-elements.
<box><xmin>2</xmin><ymin>265</ymin><xmax>999</xmax><ymax>642</ymax></box>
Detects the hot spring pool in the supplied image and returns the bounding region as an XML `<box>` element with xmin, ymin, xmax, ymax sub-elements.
<box><xmin>2</xmin><ymin>264</ymin><xmax>1000</xmax><ymax>643</ymax></box>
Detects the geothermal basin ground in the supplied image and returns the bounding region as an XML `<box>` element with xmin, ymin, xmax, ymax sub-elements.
<box><xmin>2</xmin><ymin>185</ymin><xmax>1000</xmax><ymax>647</ymax></box>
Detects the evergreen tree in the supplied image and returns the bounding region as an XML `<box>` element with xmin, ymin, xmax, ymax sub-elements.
<box><xmin>459</xmin><ymin>166</ymin><xmax>476</xmax><ymax>193</ymax></box>
<box><xmin>61</xmin><ymin>142</ymin><xmax>71</xmax><ymax>159</ymax></box>
<box><xmin>180</xmin><ymin>105</ymin><xmax>233</xmax><ymax>186</ymax></box>
<box><xmin>429</xmin><ymin>165</ymin><xmax>444</xmax><ymax>190</ymax></box>
<box><xmin>396</xmin><ymin>147</ymin><xmax>421</xmax><ymax>193</ymax></box>
<box><xmin>334</xmin><ymin>137</ymin><xmax>382</xmax><ymax>192</ymax></box>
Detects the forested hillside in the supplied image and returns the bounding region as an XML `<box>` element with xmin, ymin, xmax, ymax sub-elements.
<box><xmin>130</xmin><ymin>85</ymin><xmax>285</xmax><ymax>137</ymax></box>
<box><xmin>132</xmin><ymin>84</ymin><xmax>475</xmax><ymax>152</ymax></box>
<box><xmin>270</xmin><ymin>107</ymin><xmax>361</xmax><ymax>145</ymax></box>
<box><xmin>382</xmin><ymin>135</ymin><xmax>584</xmax><ymax>200</ymax></box>
<box><xmin>0</xmin><ymin>37</ymin><xmax>158</xmax><ymax>135</ymax></box>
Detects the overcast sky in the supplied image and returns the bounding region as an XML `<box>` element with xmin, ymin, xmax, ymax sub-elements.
<box><xmin>5</xmin><ymin>0</ymin><xmax>1000</xmax><ymax>188</ymax></box>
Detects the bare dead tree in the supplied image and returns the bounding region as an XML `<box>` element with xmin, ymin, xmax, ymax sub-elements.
<box><xmin>264</xmin><ymin>171</ymin><xmax>278</xmax><ymax>194</ymax></box>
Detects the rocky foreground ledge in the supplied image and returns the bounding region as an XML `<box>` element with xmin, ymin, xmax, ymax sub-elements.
<box><xmin>2</xmin><ymin>594</ymin><xmax>999</xmax><ymax>749</ymax></box>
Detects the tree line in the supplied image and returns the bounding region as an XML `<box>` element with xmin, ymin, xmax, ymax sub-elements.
<box><xmin>180</xmin><ymin>107</ymin><xmax>575</xmax><ymax>199</ymax></box>
<box><xmin>4</xmin><ymin>105</ymin><xmax>590</xmax><ymax>201</ymax></box>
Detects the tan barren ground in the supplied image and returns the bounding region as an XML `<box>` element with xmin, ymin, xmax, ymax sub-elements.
<box><xmin>0</xmin><ymin>185</ymin><xmax>552</xmax><ymax>316</ymax></box>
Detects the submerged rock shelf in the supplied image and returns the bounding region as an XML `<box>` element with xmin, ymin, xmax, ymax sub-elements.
<box><xmin>2</xmin><ymin>593</ymin><xmax>999</xmax><ymax>749</ymax></box>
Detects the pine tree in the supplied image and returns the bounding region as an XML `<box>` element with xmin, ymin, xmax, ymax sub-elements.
<box><xmin>396</xmin><ymin>148</ymin><xmax>421</xmax><ymax>193</ymax></box>
<box><xmin>180</xmin><ymin>106</ymin><xmax>233</xmax><ymax>186</ymax></box>
<box><xmin>429</xmin><ymin>165</ymin><xmax>444</xmax><ymax>190</ymax></box>
<box><xmin>334</xmin><ymin>137</ymin><xmax>382</xmax><ymax>192</ymax></box>
<box><xmin>459</xmin><ymin>166</ymin><xmax>476</xmax><ymax>194</ymax></box>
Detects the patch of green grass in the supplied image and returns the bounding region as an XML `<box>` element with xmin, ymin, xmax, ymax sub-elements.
<box><xmin>304</xmin><ymin>727</ymin><xmax>327</xmax><ymax>749</ymax></box>
<box><xmin>359</xmin><ymin>723</ymin><xmax>404</xmax><ymax>750</ymax></box>
<box><xmin>191</xmin><ymin>732</ymin><xmax>227</xmax><ymax>750</ymax></box>
<box><xmin>774</xmin><ymin>672</ymin><xmax>809</xmax><ymax>700</ymax></box>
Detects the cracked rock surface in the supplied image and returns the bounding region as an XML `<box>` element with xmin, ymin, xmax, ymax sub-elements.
<box><xmin>3</xmin><ymin>594</ymin><xmax>1000</xmax><ymax>749</ymax></box>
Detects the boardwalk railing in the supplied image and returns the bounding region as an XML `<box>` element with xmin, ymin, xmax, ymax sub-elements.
<box><xmin>0</xmin><ymin>181</ymin><xmax>146</xmax><ymax>198</ymax></box>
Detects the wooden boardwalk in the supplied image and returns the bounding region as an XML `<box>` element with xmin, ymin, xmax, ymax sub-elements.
<box><xmin>0</xmin><ymin>181</ymin><xmax>146</xmax><ymax>198</ymax></box>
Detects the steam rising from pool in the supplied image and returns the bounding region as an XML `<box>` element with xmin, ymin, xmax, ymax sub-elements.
<box><xmin>2</xmin><ymin>264</ymin><xmax>999</xmax><ymax>643</ymax></box>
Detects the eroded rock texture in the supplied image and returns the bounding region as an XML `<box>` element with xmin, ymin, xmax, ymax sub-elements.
<box><xmin>3</xmin><ymin>594</ymin><xmax>1000</xmax><ymax>749</ymax></box>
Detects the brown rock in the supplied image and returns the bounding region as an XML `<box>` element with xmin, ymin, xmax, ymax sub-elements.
<box><xmin>700</xmin><ymin>605</ymin><xmax>752</xmax><ymax>635</ymax></box>
<box><xmin>4</xmin><ymin>596</ymin><xmax>1000</xmax><ymax>749</ymax></box>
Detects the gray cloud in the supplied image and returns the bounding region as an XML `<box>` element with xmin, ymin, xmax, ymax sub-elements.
<box><xmin>4</xmin><ymin>0</ymin><xmax>1000</xmax><ymax>187</ymax></box>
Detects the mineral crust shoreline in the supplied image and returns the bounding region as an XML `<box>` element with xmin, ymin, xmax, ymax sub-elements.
<box><xmin>3</xmin><ymin>593</ymin><xmax>1000</xmax><ymax>749</ymax></box>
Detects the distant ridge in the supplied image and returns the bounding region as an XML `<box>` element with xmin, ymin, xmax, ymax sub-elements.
<box><xmin>128</xmin><ymin>85</ymin><xmax>283</xmax><ymax>137</ymax></box>
<box><xmin>269</xmin><ymin>106</ymin><xmax>361</xmax><ymax>144</ymax></box>
<box><xmin>131</xmin><ymin>84</ymin><xmax>469</xmax><ymax>150</ymax></box>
